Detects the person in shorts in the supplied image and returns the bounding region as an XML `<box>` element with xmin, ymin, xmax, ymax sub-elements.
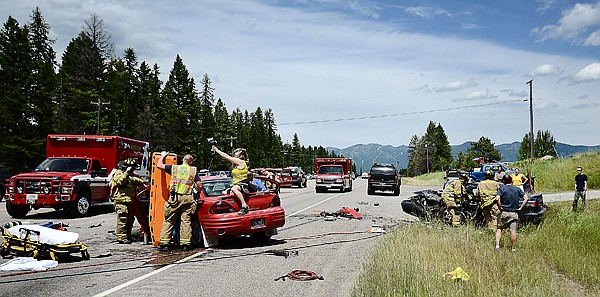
<box><xmin>495</xmin><ymin>174</ymin><xmax>528</xmax><ymax>251</ymax></box>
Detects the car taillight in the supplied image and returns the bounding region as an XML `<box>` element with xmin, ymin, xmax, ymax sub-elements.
<box><xmin>209</xmin><ymin>200</ymin><xmax>236</xmax><ymax>214</ymax></box>
<box><xmin>269</xmin><ymin>195</ymin><xmax>281</xmax><ymax>207</ymax></box>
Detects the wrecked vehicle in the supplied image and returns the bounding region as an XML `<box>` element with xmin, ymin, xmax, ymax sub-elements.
<box><xmin>401</xmin><ymin>182</ymin><xmax>547</xmax><ymax>225</ymax></box>
<box><xmin>401</xmin><ymin>183</ymin><xmax>484</xmax><ymax>226</ymax></box>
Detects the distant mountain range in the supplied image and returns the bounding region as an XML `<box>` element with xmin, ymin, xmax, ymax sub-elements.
<box><xmin>327</xmin><ymin>142</ymin><xmax>600</xmax><ymax>174</ymax></box>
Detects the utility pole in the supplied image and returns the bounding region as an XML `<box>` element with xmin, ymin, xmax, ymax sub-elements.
<box><xmin>226</xmin><ymin>136</ymin><xmax>237</xmax><ymax>149</ymax></box>
<box><xmin>90</xmin><ymin>98</ymin><xmax>110</xmax><ymax>135</ymax></box>
<box><xmin>526</xmin><ymin>80</ymin><xmax>534</xmax><ymax>160</ymax></box>
<box><xmin>425</xmin><ymin>143</ymin><xmax>430</xmax><ymax>173</ymax></box>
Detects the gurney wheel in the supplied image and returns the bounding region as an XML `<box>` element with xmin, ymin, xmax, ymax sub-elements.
<box><xmin>32</xmin><ymin>250</ymin><xmax>39</xmax><ymax>259</ymax></box>
<box><xmin>49</xmin><ymin>251</ymin><xmax>57</xmax><ymax>261</ymax></box>
<box><xmin>82</xmin><ymin>250</ymin><xmax>90</xmax><ymax>260</ymax></box>
<box><xmin>0</xmin><ymin>245</ymin><xmax>7</xmax><ymax>258</ymax></box>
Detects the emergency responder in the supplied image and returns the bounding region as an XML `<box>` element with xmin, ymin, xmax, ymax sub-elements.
<box><xmin>441</xmin><ymin>172</ymin><xmax>469</xmax><ymax>226</ymax></box>
<box><xmin>477</xmin><ymin>169</ymin><xmax>500</xmax><ymax>230</ymax></box>
<box><xmin>110</xmin><ymin>158</ymin><xmax>144</xmax><ymax>244</ymax></box>
<box><xmin>156</xmin><ymin>153</ymin><xmax>201</xmax><ymax>251</ymax></box>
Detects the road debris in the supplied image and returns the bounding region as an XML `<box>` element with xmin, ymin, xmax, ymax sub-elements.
<box><xmin>264</xmin><ymin>249</ymin><xmax>299</xmax><ymax>258</ymax></box>
<box><xmin>320</xmin><ymin>207</ymin><xmax>362</xmax><ymax>220</ymax></box>
<box><xmin>275</xmin><ymin>269</ymin><xmax>324</xmax><ymax>281</ymax></box>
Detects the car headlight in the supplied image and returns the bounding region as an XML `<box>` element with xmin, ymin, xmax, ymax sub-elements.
<box><xmin>7</xmin><ymin>186</ymin><xmax>14</xmax><ymax>193</ymax></box>
<box><xmin>336</xmin><ymin>178</ymin><xmax>343</xmax><ymax>183</ymax></box>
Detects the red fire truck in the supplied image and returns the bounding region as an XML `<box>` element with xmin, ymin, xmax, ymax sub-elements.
<box><xmin>315</xmin><ymin>158</ymin><xmax>353</xmax><ymax>193</ymax></box>
<box><xmin>4</xmin><ymin>135</ymin><xmax>149</xmax><ymax>218</ymax></box>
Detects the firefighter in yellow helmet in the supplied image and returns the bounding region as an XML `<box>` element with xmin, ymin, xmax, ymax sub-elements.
<box><xmin>477</xmin><ymin>169</ymin><xmax>500</xmax><ymax>230</ymax></box>
<box><xmin>156</xmin><ymin>153</ymin><xmax>202</xmax><ymax>251</ymax></box>
<box><xmin>110</xmin><ymin>158</ymin><xmax>144</xmax><ymax>244</ymax></box>
<box><xmin>441</xmin><ymin>172</ymin><xmax>469</xmax><ymax>226</ymax></box>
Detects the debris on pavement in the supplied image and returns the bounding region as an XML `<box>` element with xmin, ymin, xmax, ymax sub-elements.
<box><xmin>275</xmin><ymin>269</ymin><xmax>324</xmax><ymax>281</ymax></box>
<box><xmin>320</xmin><ymin>207</ymin><xmax>362</xmax><ymax>220</ymax></box>
<box><xmin>264</xmin><ymin>249</ymin><xmax>299</xmax><ymax>258</ymax></box>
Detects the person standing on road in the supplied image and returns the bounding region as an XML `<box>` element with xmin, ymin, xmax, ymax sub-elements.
<box><xmin>494</xmin><ymin>166</ymin><xmax>506</xmax><ymax>183</ymax></box>
<box><xmin>211</xmin><ymin>146</ymin><xmax>251</xmax><ymax>215</ymax></box>
<box><xmin>477</xmin><ymin>170</ymin><xmax>500</xmax><ymax>230</ymax></box>
<box><xmin>156</xmin><ymin>153</ymin><xmax>202</xmax><ymax>251</ymax></box>
<box><xmin>573</xmin><ymin>166</ymin><xmax>588</xmax><ymax>211</ymax></box>
<box><xmin>441</xmin><ymin>173</ymin><xmax>468</xmax><ymax>226</ymax></box>
<box><xmin>495</xmin><ymin>175</ymin><xmax>528</xmax><ymax>251</ymax></box>
<box><xmin>510</xmin><ymin>168</ymin><xmax>528</xmax><ymax>192</ymax></box>
<box><xmin>110</xmin><ymin>158</ymin><xmax>144</xmax><ymax>244</ymax></box>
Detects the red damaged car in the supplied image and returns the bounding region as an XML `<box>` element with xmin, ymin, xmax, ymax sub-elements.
<box><xmin>194</xmin><ymin>175</ymin><xmax>285</xmax><ymax>246</ymax></box>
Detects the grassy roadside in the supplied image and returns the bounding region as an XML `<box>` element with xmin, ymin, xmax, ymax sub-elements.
<box><xmin>352</xmin><ymin>199</ymin><xmax>600</xmax><ymax>297</ymax></box>
<box><xmin>401</xmin><ymin>151</ymin><xmax>599</xmax><ymax>193</ymax></box>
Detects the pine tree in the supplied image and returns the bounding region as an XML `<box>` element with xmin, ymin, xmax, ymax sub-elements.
<box><xmin>28</xmin><ymin>7</ymin><xmax>57</xmax><ymax>146</ymax></box>
<box><xmin>466</xmin><ymin>136</ymin><xmax>502</xmax><ymax>164</ymax></box>
<box><xmin>0</xmin><ymin>16</ymin><xmax>36</xmax><ymax>171</ymax></box>
<box><xmin>56</xmin><ymin>32</ymin><xmax>105</xmax><ymax>134</ymax></box>
<box><xmin>161</xmin><ymin>55</ymin><xmax>200</xmax><ymax>156</ymax></box>
<box><xmin>82</xmin><ymin>13</ymin><xmax>114</xmax><ymax>61</ymax></box>
<box><xmin>518</xmin><ymin>130</ymin><xmax>557</xmax><ymax>160</ymax></box>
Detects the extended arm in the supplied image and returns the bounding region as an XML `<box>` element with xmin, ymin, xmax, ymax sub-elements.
<box><xmin>212</xmin><ymin>146</ymin><xmax>245</xmax><ymax>169</ymax></box>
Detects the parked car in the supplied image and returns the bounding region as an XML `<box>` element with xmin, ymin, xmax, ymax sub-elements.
<box><xmin>367</xmin><ymin>163</ymin><xmax>401</xmax><ymax>195</ymax></box>
<box><xmin>361</xmin><ymin>172</ymin><xmax>368</xmax><ymax>179</ymax></box>
<box><xmin>194</xmin><ymin>175</ymin><xmax>285</xmax><ymax>245</ymax></box>
<box><xmin>279</xmin><ymin>167</ymin><xmax>307</xmax><ymax>188</ymax></box>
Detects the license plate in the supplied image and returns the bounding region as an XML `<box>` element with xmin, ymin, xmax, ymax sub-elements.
<box><xmin>326</xmin><ymin>184</ymin><xmax>331</xmax><ymax>188</ymax></box>
<box><xmin>26</xmin><ymin>194</ymin><xmax>38</xmax><ymax>204</ymax></box>
<box><xmin>251</xmin><ymin>218</ymin><xmax>265</xmax><ymax>229</ymax></box>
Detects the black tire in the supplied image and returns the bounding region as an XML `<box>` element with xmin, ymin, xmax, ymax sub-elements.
<box><xmin>367</xmin><ymin>187</ymin><xmax>374</xmax><ymax>195</ymax></box>
<box><xmin>302</xmin><ymin>180</ymin><xmax>307</xmax><ymax>188</ymax></box>
<box><xmin>394</xmin><ymin>188</ymin><xmax>400</xmax><ymax>196</ymax></box>
<box><xmin>69</xmin><ymin>194</ymin><xmax>91</xmax><ymax>217</ymax></box>
<box><xmin>251</xmin><ymin>231</ymin><xmax>271</xmax><ymax>242</ymax></box>
<box><xmin>6</xmin><ymin>203</ymin><xmax>29</xmax><ymax>218</ymax></box>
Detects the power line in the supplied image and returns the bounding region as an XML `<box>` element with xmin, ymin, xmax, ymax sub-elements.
<box><xmin>279</xmin><ymin>99</ymin><xmax>524</xmax><ymax>126</ymax></box>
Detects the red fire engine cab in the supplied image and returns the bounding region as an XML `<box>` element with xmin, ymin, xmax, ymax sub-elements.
<box><xmin>4</xmin><ymin>134</ymin><xmax>149</xmax><ymax>218</ymax></box>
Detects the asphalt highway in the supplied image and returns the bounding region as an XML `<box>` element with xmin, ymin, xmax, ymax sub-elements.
<box><xmin>0</xmin><ymin>180</ymin><xmax>595</xmax><ymax>296</ymax></box>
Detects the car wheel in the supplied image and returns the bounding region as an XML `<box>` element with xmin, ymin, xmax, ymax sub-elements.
<box><xmin>251</xmin><ymin>231</ymin><xmax>271</xmax><ymax>242</ymax></box>
<box><xmin>70</xmin><ymin>194</ymin><xmax>91</xmax><ymax>217</ymax></box>
<box><xmin>394</xmin><ymin>188</ymin><xmax>400</xmax><ymax>196</ymax></box>
<box><xmin>6</xmin><ymin>203</ymin><xmax>30</xmax><ymax>218</ymax></box>
<box><xmin>367</xmin><ymin>188</ymin><xmax>374</xmax><ymax>195</ymax></box>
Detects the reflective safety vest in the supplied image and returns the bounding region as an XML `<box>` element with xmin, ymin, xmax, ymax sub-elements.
<box><xmin>477</xmin><ymin>179</ymin><xmax>499</xmax><ymax>208</ymax></box>
<box><xmin>170</xmin><ymin>164</ymin><xmax>197</xmax><ymax>195</ymax></box>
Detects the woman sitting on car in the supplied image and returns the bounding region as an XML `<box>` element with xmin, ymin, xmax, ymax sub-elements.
<box><xmin>211</xmin><ymin>145</ymin><xmax>251</xmax><ymax>215</ymax></box>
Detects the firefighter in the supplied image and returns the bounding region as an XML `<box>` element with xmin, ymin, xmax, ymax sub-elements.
<box><xmin>441</xmin><ymin>172</ymin><xmax>468</xmax><ymax>226</ymax></box>
<box><xmin>110</xmin><ymin>158</ymin><xmax>144</xmax><ymax>244</ymax></box>
<box><xmin>156</xmin><ymin>153</ymin><xmax>202</xmax><ymax>251</ymax></box>
<box><xmin>477</xmin><ymin>170</ymin><xmax>500</xmax><ymax>230</ymax></box>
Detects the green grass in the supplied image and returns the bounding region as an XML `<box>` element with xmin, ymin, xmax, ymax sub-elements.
<box><xmin>401</xmin><ymin>172</ymin><xmax>445</xmax><ymax>187</ymax></box>
<box><xmin>353</xmin><ymin>199</ymin><xmax>600</xmax><ymax>297</ymax></box>
<box><xmin>402</xmin><ymin>151</ymin><xmax>599</xmax><ymax>192</ymax></box>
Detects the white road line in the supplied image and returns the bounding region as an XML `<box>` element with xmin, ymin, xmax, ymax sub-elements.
<box><xmin>93</xmin><ymin>250</ymin><xmax>208</xmax><ymax>297</ymax></box>
<box><xmin>286</xmin><ymin>182</ymin><xmax>366</xmax><ymax>218</ymax></box>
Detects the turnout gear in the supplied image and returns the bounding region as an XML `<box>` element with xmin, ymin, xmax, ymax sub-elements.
<box><xmin>442</xmin><ymin>179</ymin><xmax>467</xmax><ymax>225</ymax></box>
<box><xmin>477</xmin><ymin>178</ymin><xmax>500</xmax><ymax>230</ymax></box>
<box><xmin>169</xmin><ymin>164</ymin><xmax>197</xmax><ymax>195</ymax></box>
<box><xmin>110</xmin><ymin>168</ymin><xmax>143</xmax><ymax>242</ymax></box>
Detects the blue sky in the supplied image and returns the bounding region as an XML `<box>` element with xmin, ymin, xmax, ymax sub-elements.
<box><xmin>2</xmin><ymin>0</ymin><xmax>599</xmax><ymax>148</ymax></box>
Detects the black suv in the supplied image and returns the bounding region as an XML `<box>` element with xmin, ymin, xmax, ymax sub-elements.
<box><xmin>367</xmin><ymin>163</ymin><xmax>400</xmax><ymax>196</ymax></box>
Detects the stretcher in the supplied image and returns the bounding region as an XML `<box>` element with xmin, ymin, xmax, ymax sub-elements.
<box><xmin>0</xmin><ymin>225</ymin><xmax>89</xmax><ymax>262</ymax></box>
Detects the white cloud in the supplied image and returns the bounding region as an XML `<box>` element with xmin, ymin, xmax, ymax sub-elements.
<box><xmin>536</xmin><ymin>0</ymin><xmax>559</xmax><ymax>13</ymax></box>
<box><xmin>405</xmin><ymin>6</ymin><xmax>451</xmax><ymax>18</ymax></box>
<box><xmin>573</xmin><ymin>63</ymin><xmax>600</xmax><ymax>82</ymax></box>
<box><xmin>461</xmin><ymin>23</ymin><xmax>481</xmax><ymax>30</ymax></box>
<box><xmin>584</xmin><ymin>29</ymin><xmax>600</xmax><ymax>45</ymax></box>
<box><xmin>500</xmin><ymin>89</ymin><xmax>529</xmax><ymax>98</ymax></box>
<box><xmin>436</xmin><ymin>79</ymin><xmax>479</xmax><ymax>92</ymax></box>
<box><xmin>531</xmin><ymin>1</ymin><xmax>600</xmax><ymax>45</ymax></box>
<box><xmin>452</xmin><ymin>89</ymin><xmax>498</xmax><ymax>102</ymax></box>
<box><xmin>528</xmin><ymin>64</ymin><xmax>562</xmax><ymax>76</ymax></box>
